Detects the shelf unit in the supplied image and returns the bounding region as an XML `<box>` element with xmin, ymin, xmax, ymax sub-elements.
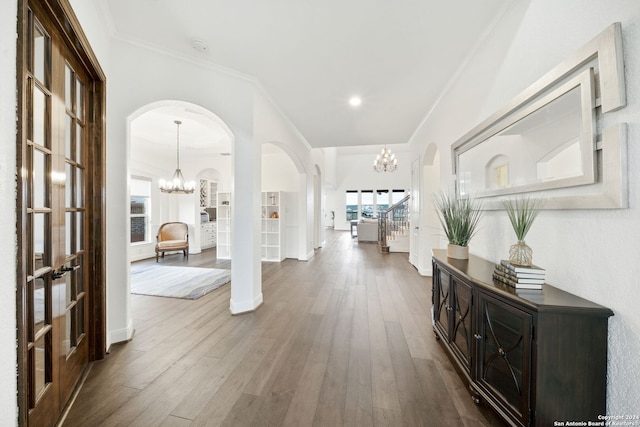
<box><xmin>216</xmin><ymin>192</ymin><xmax>231</xmax><ymax>259</ymax></box>
<box><xmin>199</xmin><ymin>179</ymin><xmax>217</xmax><ymax>208</ymax></box>
<box><xmin>261</xmin><ymin>191</ymin><xmax>284</xmax><ymax>262</ymax></box>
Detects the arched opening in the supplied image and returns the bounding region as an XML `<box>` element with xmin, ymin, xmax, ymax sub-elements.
<box><xmin>261</xmin><ymin>141</ymin><xmax>313</xmax><ymax>261</ymax></box>
<box><xmin>128</xmin><ymin>101</ymin><xmax>233</xmax><ymax>261</ymax></box>
<box><xmin>126</xmin><ymin>100</ymin><xmax>235</xmax><ymax>307</ymax></box>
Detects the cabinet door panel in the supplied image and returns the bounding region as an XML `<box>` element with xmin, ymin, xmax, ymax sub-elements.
<box><xmin>451</xmin><ymin>278</ymin><xmax>473</xmax><ymax>372</ymax></box>
<box><xmin>433</xmin><ymin>264</ymin><xmax>450</xmax><ymax>339</ymax></box>
<box><xmin>476</xmin><ymin>292</ymin><xmax>532</xmax><ymax>424</ymax></box>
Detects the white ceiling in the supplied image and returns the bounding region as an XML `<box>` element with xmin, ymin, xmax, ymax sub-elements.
<box><xmin>105</xmin><ymin>0</ymin><xmax>511</xmax><ymax>152</ymax></box>
<box><xmin>131</xmin><ymin>106</ymin><xmax>232</xmax><ymax>156</ymax></box>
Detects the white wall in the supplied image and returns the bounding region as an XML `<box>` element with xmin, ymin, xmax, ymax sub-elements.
<box><xmin>253</xmin><ymin>91</ymin><xmax>322</xmax><ymax>260</ymax></box>
<box><xmin>262</xmin><ymin>149</ymin><xmax>300</xmax><ymax>192</ymax></box>
<box><xmin>0</xmin><ymin>1</ymin><xmax>17</xmax><ymax>424</ymax></box>
<box><xmin>262</xmin><ymin>148</ymin><xmax>300</xmax><ymax>258</ymax></box>
<box><xmin>330</xmin><ymin>151</ymin><xmax>412</xmax><ymax>231</ymax></box>
<box><xmin>409</xmin><ymin>0</ymin><xmax>640</xmax><ymax>414</ymax></box>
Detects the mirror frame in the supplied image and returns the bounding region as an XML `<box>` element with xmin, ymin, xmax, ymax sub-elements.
<box><xmin>452</xmin><ymin>23</ymin><xmax>627</xmax><ymax>209</ymax></box>
<box><xmin>455</xmin><ymin>68</ymin><xmax>596</xmax><ymax>198</ymax></box>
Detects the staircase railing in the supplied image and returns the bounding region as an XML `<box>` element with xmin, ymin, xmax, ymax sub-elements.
<box><xmin>378</xmin><ymin>194</ymin><xmax>410</xmax><ymax>253</ymax></box>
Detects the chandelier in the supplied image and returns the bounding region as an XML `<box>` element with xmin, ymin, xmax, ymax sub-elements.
<box><xmin>373</xmin><ymin>146</ymin><xmax>397</xmax><ymax>173</ymax></box>
<box><xmin>159</xmin><ymin>120</ymin><xmax>195</xmax><ymax>194</ymax></box>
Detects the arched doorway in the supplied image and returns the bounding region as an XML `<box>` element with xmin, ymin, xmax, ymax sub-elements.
<box><xmin>128</xmin><ymin>101</ymin><xmax>233</xmax><ymax>258</ymax></box>
<box><xmin>261</xmin><ymin>141</ymin><xmax>314</xmax><ymax>260</ymax></box>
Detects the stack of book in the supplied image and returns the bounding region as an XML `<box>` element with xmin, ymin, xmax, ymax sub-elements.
<box><xmin>493</xmin><ymin>260</ymin><xmax>545</xmax><ymax>289</ymax></box>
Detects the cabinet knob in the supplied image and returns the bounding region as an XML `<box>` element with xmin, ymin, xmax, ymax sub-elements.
<box><xmin>474</xmin><ymin>334</ymin><xmax>482</xmax><ymax>341</ymax></box>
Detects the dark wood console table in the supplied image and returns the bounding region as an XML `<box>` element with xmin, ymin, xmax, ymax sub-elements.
<box><xmin>431</xmin><ymin>250</ymin><xmax>613</xmax><ymax>427</ymax></box>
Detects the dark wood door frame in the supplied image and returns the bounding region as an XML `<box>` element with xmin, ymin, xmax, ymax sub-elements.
<box><xmin>16</xmin><ymin>0</ymin><xmax>106</xmax><ymax>424</ymax></box>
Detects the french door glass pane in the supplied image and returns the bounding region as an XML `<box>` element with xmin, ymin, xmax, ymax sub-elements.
<box><xmin>65</xmin><ymin>163</ymin><xmax>73</xmax><ymax>207</ymax></box>
<box><xmin>33</xmin><ymin>24</ymin><xmax>46</xmax><ymax>85</ymax></box>
<box><xmin>76</xmin><ymin>262</ymin><xmax>84</xmax><ymax>294</ymax></box>
<box><xmin>65</xmin><ymin>266</ymin><xmax>72</xmax><ymax>306</ymax></box>
<box><xmin>76</xmin><ymin>212</ymin><xmax>83</xmax><ymax>251</ymax></box>
<box><xmin>65</xmin><ymin>114</ymin><xmax>72</xmax><ymax>158</ymax></box>
<box><xmin>32</xmin><ymin>87</ymin><xmax>46</xmax><ymax>147</ymax></box>
<box><xmin>33</xmin><ymin>277</ymin><xmax>45</xmax><ymax>334</ymax></box>
<box><xmin>65</xmin><ymin>212</ymin><xmax>72</xmax><ymax>256</ymax></box>
<box><xmin>76</xmin><ymin>123</ymin><xmax>83</xmax><ymax>164</ymax></box>
<box><xmin>33</xmin><ymin>149</ymin><xmax>47</xmax><ymax>208</ymax></box>
<box><xmin>76</xmin><ymin>79</ymin><xmax>84</xmax><ymax>118</ymax></box>
<box><xmin>77</xmin><ymin>298</ymin><xmax>85</xmax><ymax>337</ymax></box>
<box><xmin>33</xmin><ymin>334</ymin><xmax>47</xmax><ymax>398</ymax></box>
<box><xmin>76</xmin><ymin>168</ymin><xmax>83</xmax><ymax>207</ymax></box>
<box><xmin>65</xmin><ymin>64</ymin><xmax>72</xmax><ymax>111</ymax></box>
<box><xmin>33</xmin><ymin>213</ymin><xmax>46</xmax><ymax>266</ymax></box>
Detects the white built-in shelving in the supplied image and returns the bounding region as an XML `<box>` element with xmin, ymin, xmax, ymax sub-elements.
<box><xmin>261</xmin><ymin>191</ymin><xmax>284</xmax><ymax>262</ymax></box>
<box><xmin>199</xmin><ymin>179</ymin><xmax>217</xmax><ymax>208</ymax></box>
<box><xmin>216</xmin><ymin>192</ymin><xmax>231</xmax><ymax>259</ymax></box>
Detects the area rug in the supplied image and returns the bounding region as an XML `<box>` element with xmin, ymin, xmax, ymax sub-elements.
<box><xmin>130</xmin><ymin>265</ymin><xmax>231</xmax><ymax>300</ymax></box>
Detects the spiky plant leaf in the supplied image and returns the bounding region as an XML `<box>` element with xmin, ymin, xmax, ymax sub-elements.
<box><xmin>433</xmin><ymin>191</ymin><xmax>484</xmax><ymax>247</ymax></box>
<box><xmin>503</xmin><ymin>197</ymin><xmax>543</xmax><ymax>241</ymax></box>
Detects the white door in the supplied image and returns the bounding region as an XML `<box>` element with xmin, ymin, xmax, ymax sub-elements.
<box><xmin>410</xmin><ymin>158</ymin><xmax>420</xmax><ymax>266</ymax></box>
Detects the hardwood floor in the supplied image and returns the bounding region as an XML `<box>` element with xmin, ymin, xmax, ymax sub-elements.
<box><xmin>63</xmin><ymin>230</ymin><xmax>505</xmax><ymax>426</ymax></box>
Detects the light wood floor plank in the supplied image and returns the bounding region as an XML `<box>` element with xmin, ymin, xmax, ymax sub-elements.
<box><xmin>368</xmin><ymin>277</ymin><xmax>401</xmax><ymax>412</ymax></box>
<box><xmin>344</xmin><ymin>281</ymin><xmax>374</xmax><ymax>427</ymax></box>
<box><xmin>63</xmin><ymin>232</ymin><xmax>506</xmax><ymax>427</ymax></box>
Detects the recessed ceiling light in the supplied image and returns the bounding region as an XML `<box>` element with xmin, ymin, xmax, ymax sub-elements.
<box><xmin>349</xmin><ymin>96</ymin><xmax>362</xmax><ymax>107</ymax></box>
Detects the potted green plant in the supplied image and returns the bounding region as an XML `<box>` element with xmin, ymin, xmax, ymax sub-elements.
<box><xmin>503</xmin><ymin>196</ymin><xmax>543</xmax><ymax>266</ymax></box>
<box><xmin>433</xmin><ymin>190</ymin><xmax>483</xmax><ymax>259</ymax></box>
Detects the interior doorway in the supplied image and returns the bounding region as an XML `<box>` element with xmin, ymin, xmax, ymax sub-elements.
<box><xmin>418</xmin><ymin>143</ymin><xmax>441</xmax><ymax>275</ymax></box>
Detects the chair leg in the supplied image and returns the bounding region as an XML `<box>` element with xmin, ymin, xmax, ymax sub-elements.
<box><xmin>155</xmin><ymin>250</ymin><xmax>159</xmax><ymax>262</ymax></box>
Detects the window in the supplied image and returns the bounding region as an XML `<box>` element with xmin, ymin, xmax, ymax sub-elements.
<box><xmin>391</xmin><ymin>189</ymin><xmax>407</xmax><ymax>220</ymax></box>
<box><xmin>392</xmin><ymin>189</ymin><xmax>406</xmax><ymax>204</ymax></box>
<box><xmin>376</xmin><ymin>190</ymin><xmax>389</xmax><ymax>215</ymax></box>
<box><xmin>361</xmin><ymin>190</ymin><xmax>374</xmax><ymax>218</ymax></box>
<box><xmin>346</xmin><ymin>189</ymin><xmax>406</xmax><ymax>221</ymax></box>
<box><xmin>131</xmin><ymin>177</ymin><xmax>151</xmax><ymax>243</ymax></box>
<box><xmin>346</xmin><ymin>190</ymin><xmax>358</xmax><ymax>221</ymax></box>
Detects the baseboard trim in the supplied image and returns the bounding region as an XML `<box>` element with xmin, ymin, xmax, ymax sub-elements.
<box><xmin>230</xmin><ymin>293</ymin><xmax>264</xmax><ymax>315</ymax></box>
<box><xmin>418</xmin><ymin>265</ymin><xmax>433</xmax><ymax>277</ymax></box>
<box><xmin>107</xmin><ymin>320</ymin><xmax>134</xmax><ymax>348</ymax></box>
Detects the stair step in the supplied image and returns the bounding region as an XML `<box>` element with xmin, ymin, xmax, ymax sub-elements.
<box><xmin>388</xmin><ymin>234</ymin><xmax>409</xmax><ymax>252</ymax></box>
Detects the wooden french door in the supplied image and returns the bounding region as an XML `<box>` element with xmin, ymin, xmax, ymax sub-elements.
<box><xmin>17</xmin><ymin>1</ymin><xmax>106</xmax><ymax>426</ymax></box>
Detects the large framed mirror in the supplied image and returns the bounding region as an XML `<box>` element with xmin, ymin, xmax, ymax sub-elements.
<box><xmin>452</xmin><ymin>23</ymin><xmax>627</xmax><ymax>209</ymax></box>
<box><xmin>456</xmin><ymin>69</ymin><xmax>596</xmax><ymax>198</ymax></box>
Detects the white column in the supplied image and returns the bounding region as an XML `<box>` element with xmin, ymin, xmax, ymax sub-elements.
<box><xmin>230</xmin><ymin>132</ymin><xmax>263</xmax><ymax>314</ymax></box>
<box><xmin>297</xmin><ymin>173</ymin><xmax>315</xmax><ymax>261</ymax></box>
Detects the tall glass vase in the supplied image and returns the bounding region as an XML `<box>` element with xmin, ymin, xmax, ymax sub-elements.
<box><xmin>509</xmin><ymin>240</ymin><xmax>533</xmax><ymax>266</ymax></box>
